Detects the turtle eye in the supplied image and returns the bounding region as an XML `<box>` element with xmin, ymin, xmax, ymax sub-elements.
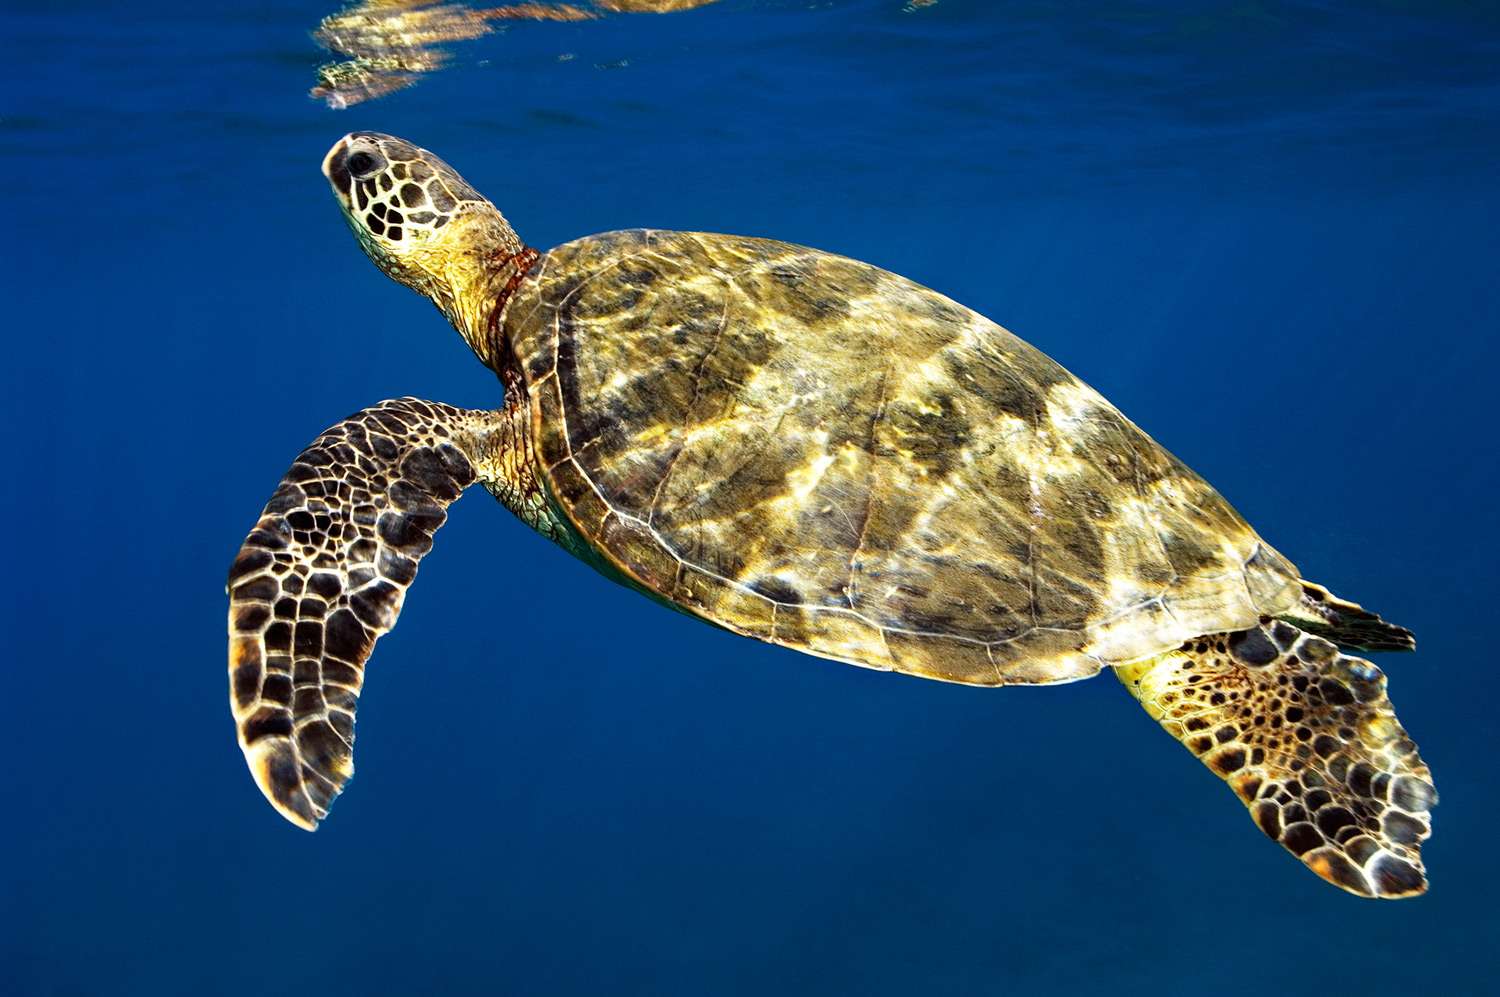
<box><xmin>347</xmin><ymin>149</ymin><xmax>383</xmax><ymax>180</ymax></box>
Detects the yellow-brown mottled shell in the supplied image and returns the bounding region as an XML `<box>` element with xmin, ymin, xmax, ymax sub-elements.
<box><xmin>503</xmin><ymin>229</ymin><xmax>1303</xmax><ymax>685</ymax></box>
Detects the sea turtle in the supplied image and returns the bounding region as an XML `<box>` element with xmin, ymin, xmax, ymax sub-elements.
<box><xmin>227</xmin><ymin>131</ymin><xmax>1436</xmax><ymax>898</ymax></box>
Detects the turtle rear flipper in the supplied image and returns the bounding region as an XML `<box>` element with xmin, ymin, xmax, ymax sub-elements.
<box><xmin>1117</xmin><ymin>622</ymin><xmax>1435</xmax><ymax>898</ymax></box>
<box><xmin>227</xmin><ymin>398</ymin><xmax>515</xmax><ymax>829</ymax></box>
<box><xmin>1279</xmin><ymin>580</ymin><xmax>1416</xmax><ymax>652</ymax></box>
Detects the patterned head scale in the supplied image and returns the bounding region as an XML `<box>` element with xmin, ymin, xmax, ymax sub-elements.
<box><xmin>321</xmin><ymin>131</ymin><xmax>491</xmax><ymax>290</ymax></box>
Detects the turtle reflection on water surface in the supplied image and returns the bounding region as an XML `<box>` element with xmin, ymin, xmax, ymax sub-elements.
<box><xmin>310</xmin><ymin>1</ymin><xmax>720</xmax><ymax>108</ymax></box>
<box><xmin>226</xmin><ymin>132</ymin><xmax>1435</xmax><ymax>900</ymax></box>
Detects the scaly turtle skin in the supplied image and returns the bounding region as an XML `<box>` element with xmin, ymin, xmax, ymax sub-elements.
<box><xmin>226</xmin><ymin>132</ymin><xmax>1434</xmax><ymax>899</ymax></box>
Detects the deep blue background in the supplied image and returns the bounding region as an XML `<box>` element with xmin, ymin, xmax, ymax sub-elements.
<box><xmin>4</xmin><ymin>2</ymin><xmax>1498</xmax><ymax>994</ymax></box>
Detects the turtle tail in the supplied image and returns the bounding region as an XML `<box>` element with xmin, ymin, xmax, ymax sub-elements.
<box><xmin>1116</xmin><ymin>620</ymin><xmax>1435</xmax><ymax>899</ymax></box>
<box><xmin>1278</xmin><ymin>579</ymin><xmax>1416</xmax><ymax>652</ymax></box>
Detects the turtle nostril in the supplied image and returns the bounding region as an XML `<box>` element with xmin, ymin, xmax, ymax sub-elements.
<box><xmin>347</xmin><ymin>150</ymin><xmax>382</xmax><ymax>180</ymax></box>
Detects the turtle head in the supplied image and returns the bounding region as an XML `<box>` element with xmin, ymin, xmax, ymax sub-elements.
<box><xmin>323</xmin><ymin>132</ymin><xmax>524</xmax><ymax>362</ymax></box>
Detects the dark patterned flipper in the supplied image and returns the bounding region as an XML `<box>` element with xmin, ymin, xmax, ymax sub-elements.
<box><xmin>1281</xmin><ymin>580</ymin><xmax>1416</xmax><ymax>652</ymax></box>
<box><xmin>1117</xmin><ymin>622</ymin><xmax>1435</xmax><ymax>898</ymax></box>
<box><xmin>227</xmin><ymin>398</ymin><xmax>498</xmax><ymax>828</ymax></box>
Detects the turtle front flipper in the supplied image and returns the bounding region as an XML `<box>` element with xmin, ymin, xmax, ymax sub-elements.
<box><xmin>226</xmin><ymin>397</ymin><xmax>520</xmax><ymax>828</ymax></box>
<box><xmin>1117</xmin><ymin>622</ymin><xmax>1435</xmax><ymax>898</ymax></box>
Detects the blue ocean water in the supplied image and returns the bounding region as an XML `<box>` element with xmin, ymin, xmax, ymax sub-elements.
<box><xmin>4</xmin><ymin>1</ymin><xmax>1498</xmax><ymax>993</ymax></box>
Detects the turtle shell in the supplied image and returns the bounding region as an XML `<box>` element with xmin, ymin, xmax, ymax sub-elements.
<box><xmin>503</xmin><ymin>229</ymin><xmax>1302</xmax><ymax>685</ymax></box>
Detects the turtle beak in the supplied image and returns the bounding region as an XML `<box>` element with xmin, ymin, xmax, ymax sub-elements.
<box><xmin>323</xmin><ymin>134</ymin><xmax>353</xmax><ymax>193</ymax></box>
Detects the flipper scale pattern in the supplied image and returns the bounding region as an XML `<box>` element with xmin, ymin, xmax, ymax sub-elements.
<box><xmin>1119</xmin><ymin>621</ymin><xmax>1435</xmax><ymax>897</ymax></box>
<box><xmin>227</xmin><ymin>398</ymin><xmax>481</xmax><ymax>828</ymax></box>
